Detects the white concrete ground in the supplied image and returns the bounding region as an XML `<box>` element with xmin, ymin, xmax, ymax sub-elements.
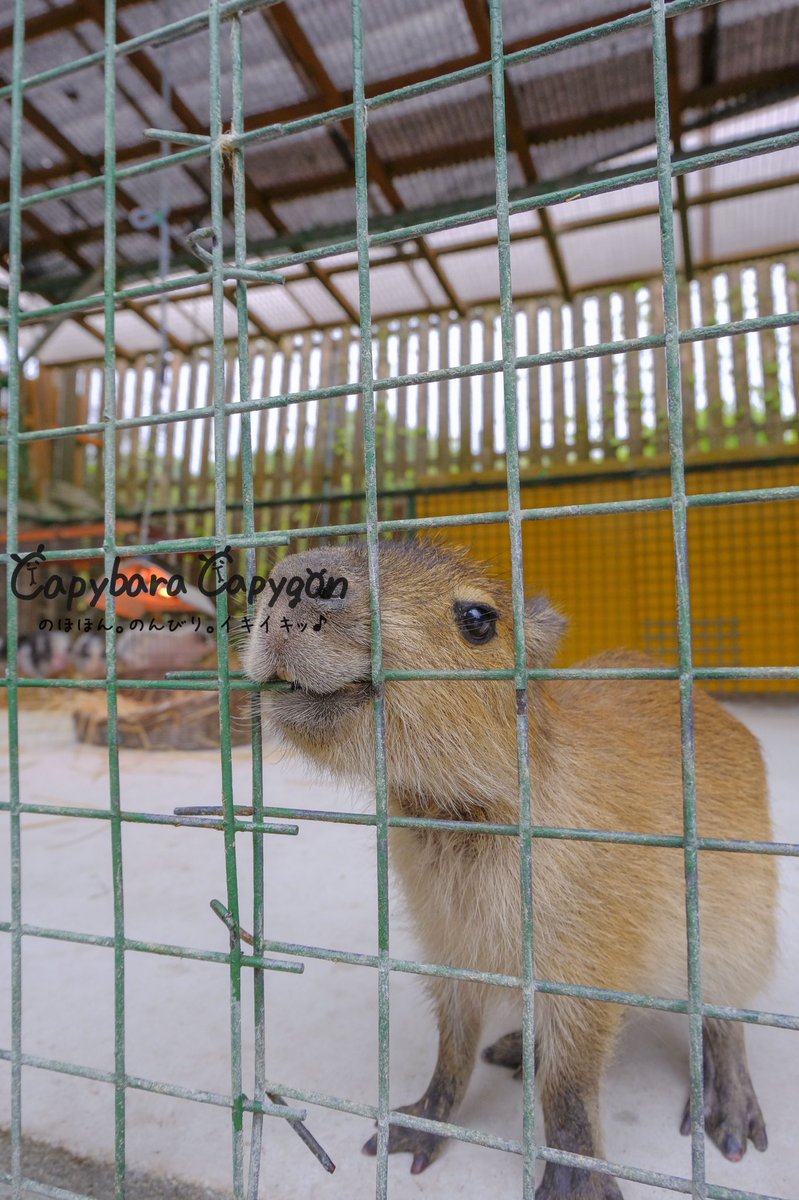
<box><xmin>0</xmin><ymin>699</ymin><xmax>797</xmax><ymax>1200</ymax></box>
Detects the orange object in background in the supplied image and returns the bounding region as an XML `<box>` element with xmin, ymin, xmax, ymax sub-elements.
<box><xmin>90</xmin><ymin>558</ymin><xmax>217</xmax><ymax>619</ymax></box>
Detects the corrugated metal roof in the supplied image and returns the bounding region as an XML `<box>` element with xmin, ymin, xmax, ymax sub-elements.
<box><xmin>2</xmin><ymin>0</ymin><xmax>797</xmax><ymax>362</ymax></box>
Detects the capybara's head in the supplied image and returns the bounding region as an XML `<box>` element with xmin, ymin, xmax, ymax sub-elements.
<box><xmin>244</xmin><ymin>541</ymin><xmax>565</xmax><ymax>814</ymax></box>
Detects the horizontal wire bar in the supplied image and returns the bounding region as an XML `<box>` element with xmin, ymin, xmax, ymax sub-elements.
<box><xmin>257</xmin><ymin>941</ymin><xmax>799</xmax><ymax>1028</ymax></box>
<box><xmin>0</xmin><ymin>920</ymin><xmax>303</xmax><ymax>974</ymax></box>
<box><xmin>20</xmin><ymin>451</ymin><xmax>787</xmax><ymax>522</ymax></box>
<box><xmin>5</xmin><ymin>797</ymin><xmax>797</xmax><ymax>857</ymax></box>
<box><xmin>275</xmin><ymin>128</ymin><xmax>799</xmax><ymax>272</ymax></box>
<box><xmin>0</xmin><ymin>1050</ymin><xmax>306</xmax><ymax>1121</ymax></box>
<box><xmin>173</xmin><ymin>804</ymin><xmax>799</xmax><ymax>857</ymax></box>
<box><xmin>5</xmin><ymin>664</ymin><xmax>799</xmax><ymax>691</ymax></box>
<box><xmin>4</xmin><ymin>307</ymin><xmax>799</xmax><ymax>444</ymax></box>
<box><xmin>0</xmin><ymin>1173</ymin><xmax>98</xmax><ymax>1200</ymax></box>
<box><xmin>0</xmin><ymin>798</ymin><xmax>298</xmax><ymax>836</ymax></box>
<box><xmin>1</xmin><ymin>483</ymin><xmax>797</xmax><ymax>570</ymax></box>
<box><xmin>0</xmin><ymin>923</ymin><xmax>794</xmax><ymax>1026</ymax></box>
<box><xmin>6</xmin><ymin>175</ymin><xmax>796</xmax><ymax>333</ymax></box>
<box><xmin>144</xmin><ymin>128</ymin><xmax>211</xmax><ymax>145</ymax></box>
<box><xmin>177</xmin><ymin>932</ymin><xmax>799</xmax><ymax>1028</ymax></box>
<box><xmin>2</xmin><ymin>270</ymin><xmax>216</xmax><ymax>328</ymax></box>
<box><xmin>0</xmin><ymin>678</ymin><xmax>281</xmax><ymax>690</ymax></box>
<box><xmin>339</xmin><ymin>0</ymin><xmax>693</xmax><ymax>145</ymax></box>
<box><xmin>0</xmin><ymin>527</ymin><xmax>292</xmax><ymax>564</ymax></box>
<box><xmin>149</xmin><ymin>125</ymin><xmax>799</xmax><ymax>282</ymax></box>
<box><xmin>228</xmin><ymin>1075</ymin><xmax>786</xmax><ymax>1199</ymax></box>
<box><xmin>260</xmin><ymin>1076</ymin><xmax>524</xmax><ymax>1153</ymax></box>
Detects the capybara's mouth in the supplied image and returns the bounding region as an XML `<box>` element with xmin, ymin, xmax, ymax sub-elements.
<box><xmin>286</xmin><ymin>678</ymin><xmax>373</xmax><ymax>702</ymax></box>
<box><xmin>265</xmin><ymin>677</ymin><xmax>373</xmax><ymax>730</ymax></box>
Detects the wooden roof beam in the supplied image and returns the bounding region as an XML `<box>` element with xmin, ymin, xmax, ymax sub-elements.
<box><xmin>19</xmin><ymin>199</ymin><xmax>212</xmax><ymax>261</ymax></box>
<box><xmin>18</xmin><ymin>209</ymin><xmax>137</xmax><ymax>361</ymax></box>
<box><xmin>20</xmin><ymin>211</ymin><xmax>189</xmax><ymax>359</ymax></box>
<box><xmin>263</xmin><ymin>2</ymin><xmax>465</xmax><ymax>316</ymax></box>
<box><xmin>0</xmin><ymin>67</ymin><xmax>193</xmax><ymax>269</ymax></box>
<box><xmin>5</xmin><ymin>51</ymin><xmax>797</xmax><ymax>199</ymax></box>
<box><xmin>0</xmin><ymin>0</ymin><xmax>149</xmax><ymax>51</ymax></box>
<box><xmin>666</xmin><ymin>20</ymin><xmax>695</xmax><ymax>281</ymax></box>
<box><xmin>79</xmin><ymin>2</ymin><xmax>359</xmax><ymax>328</ymax></box>
<box><xmin>700</xmin><ymin>6</ymin><xmax>720</xmax><ymax>88</ymax></box>
<box><xmin>461</xmin><ymin>0</ymin><xmax>573</xmax><ymax>301</ymax></box>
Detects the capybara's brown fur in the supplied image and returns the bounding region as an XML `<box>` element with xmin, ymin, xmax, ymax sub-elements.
<box><xmin>244</xmin><ymin>540</ymin><xmax>777</xmax><ymax>1197</ymax></box>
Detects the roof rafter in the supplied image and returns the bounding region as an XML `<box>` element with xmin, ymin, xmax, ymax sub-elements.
<box><xmin>18</xmin><ymin>200</ymin><xmax>211</xmax><ymax>264</ymax></box>
<box><xmin>16</xmin><ymin>214</ymin><xmax>134</xmax><ymax>361</ymax></box>
<box><xmin>460</xmin><ymin>0</ymin><xmax>573</xmax><ymax>300</ymax></box>
<box><xmin>23</xmin><ymin>202</ymin><xmax>190</xmax><ymax>357</ymax></box>
<box><xmin>0</xmin><ymin>66</ymin><xmax>194</xmax><ymax>272</ymax></box>
<box><xmin>263</xmin><ymin>2</ymin><xmax>465</xmax><ymax>315</ymax></box>
<box><xmin>80</xmin><ymin>0</ymin><xmax>361</xmax><ymax>329</ymax></box>
<box><xmin>666</xmin><ymin>19</ymin><xmax>694</xmax><ymax>280</ymax></box>
<box><xmin>0</xmin><ymin>0</ymin><xmax>149</xmax><ymax>51</ymax></box>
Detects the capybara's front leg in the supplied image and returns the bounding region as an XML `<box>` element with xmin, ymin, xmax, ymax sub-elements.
<box><xmin>362</xmin><ymin>978</ymin><xmax>483</xmax><ymax>1173</ymax></box>
<box><xmin>537</xmin><ymin>997</ymin><xmax>624</xmax><ymax>1200</ymax></box>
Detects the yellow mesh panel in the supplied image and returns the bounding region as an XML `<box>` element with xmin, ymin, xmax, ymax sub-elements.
<box><xmin>417</xmin><ymin>461</ymin><xmax>799</xmax><ymax>693</ymax></box>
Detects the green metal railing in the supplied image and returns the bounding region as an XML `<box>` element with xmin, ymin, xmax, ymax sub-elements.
<box><xmin>2</xmin><ymin>1</ymin><xmax>798</xmax><ymax>1198</ymax></box>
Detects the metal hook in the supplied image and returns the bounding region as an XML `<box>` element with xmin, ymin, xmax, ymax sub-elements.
<box><xmin>186</xmin><ymin>227</ymin><xmax>286</xmax><ymax>285</ymax></box>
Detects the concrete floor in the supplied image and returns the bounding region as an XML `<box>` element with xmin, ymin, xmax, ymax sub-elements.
<box><xmin>0</xmin><ymin>699</ymin><xmax>797</xmax><ymax>1200</ymax></box>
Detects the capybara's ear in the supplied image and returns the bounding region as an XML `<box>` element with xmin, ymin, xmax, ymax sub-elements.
<box><xmin>525</xmin><ymin>594</ymin><xmax>567</xmax><ymax>666</ymax></box>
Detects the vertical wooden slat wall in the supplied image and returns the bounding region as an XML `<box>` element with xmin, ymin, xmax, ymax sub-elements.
<box><xmin>30</xmin><ymin>257</ymin><xmax>799</xmax><ymax>527</ymax></box>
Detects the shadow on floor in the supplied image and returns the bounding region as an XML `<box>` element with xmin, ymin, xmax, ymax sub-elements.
<box><xmin>0</xmin><ymin>1129</ymin><xmax>228</xmax><ymax>1200</ymax></box>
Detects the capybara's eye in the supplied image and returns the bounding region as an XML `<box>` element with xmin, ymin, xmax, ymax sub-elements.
<box><xmin>454</xmin><ymin>601</ymin><xmax>498</xmax><ymax>645</ymax></box>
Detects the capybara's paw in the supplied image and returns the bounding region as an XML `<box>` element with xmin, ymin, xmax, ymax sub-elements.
<box><xmin>482</xmin><ymin>1030</ymin><xmax>523</xmax><ymax>1078</ymax></box>
<box><xmin>362</xmin><ymin>1104</ymin><xmax>446</xmax><ymax>1174</ymax></box>
<box><xmin>680</xmin><ymin>1079</ymin><xmax>767</xmax><ymax>1162</ymax></box>
<box><xmin>536</xmin><ymin>1162</ymin><xmax>624</xmax><ymax>1200</ymax></box>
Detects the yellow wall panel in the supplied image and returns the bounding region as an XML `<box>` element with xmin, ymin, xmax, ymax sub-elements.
<box><xmin>417</xmin><ymin>460</ymin><xmax>799</xmax><ymax>693</ymax></box>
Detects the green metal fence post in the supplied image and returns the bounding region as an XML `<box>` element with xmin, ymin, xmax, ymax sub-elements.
<box><xmin>5</xmin><ymin>2</ymin><xmax>26</xmax><ymax>1196</ymax></box>
<box><xmin>351</xmin><ymin>3</ymin><xmax>393</xmax><ymax>1195</ymax></box>
<box><xmin>208</xmin><ymin>1</ymin><xmax>245</xmax><ymax>1194</ymax></box>
<box><xmin>651</xmin><ymin>3</ymin><xmax>706</xmax><ymax>1196</ymax></box>
<box><xmin>98</xmin><ymin>5</ymin><xmax>128</xmax><ymax>1196</ymax></box>
<box><xmin>229</xmin><ymin>10</ymin><xmax>270</xmax><ymax>1196</ymax></box>
<box><xmin>486</xmin><ymin>2</ymin><xmax>539</xmax><ymax>1195</ymax></box>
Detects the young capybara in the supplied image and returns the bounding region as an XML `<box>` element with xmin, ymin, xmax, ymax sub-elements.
<box><xmin>244</xmin><ymin>540</ymin><xmax>776</xmax><ymax>1198</ymax></box>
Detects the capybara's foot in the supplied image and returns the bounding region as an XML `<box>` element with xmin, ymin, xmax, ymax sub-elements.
<box><xmin>680</xmin><ymin>1071</ymin><xmax>768</xmax><ymax>1161</ymax></box>
<box><xmin>679</xmin><ymin>1019</ymin><xmax>768</xmax><ymax>1162</ymax></box>
<box><xmin>536</xmin><ymin>1162</ymin><xmax>624</xmax><ymax>1200</ymax></box>
<box><xmin>482</xmin><ymin>1029</ymin><xmax>523</xmax><ymax>1078</ymax></box>
<box><xmin>362</xmin><ymin>1103</ymin><xmax>446</xmax><ymax>1174</ymax></box>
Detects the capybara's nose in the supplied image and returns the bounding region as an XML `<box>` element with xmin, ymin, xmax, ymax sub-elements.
<box><xmin>264</xmin><ymin>553</ymin><xmax>351</xmax><ymax>617</ymax></box>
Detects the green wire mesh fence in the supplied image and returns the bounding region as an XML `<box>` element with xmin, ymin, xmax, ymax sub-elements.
<box><xmin>2</xmin><ymin>1</ymin><xmax>798</xmax><ymax>1199</ymax></box>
